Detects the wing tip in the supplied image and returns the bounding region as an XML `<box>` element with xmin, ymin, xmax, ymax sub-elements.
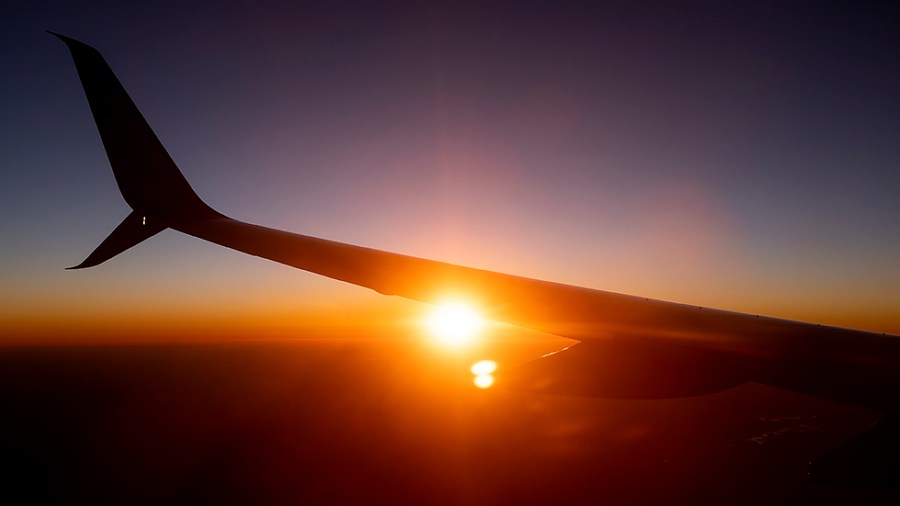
<box><xmin>47</xmin><ymin>30</ymin><xmax>75</xmax><ymax>45</ymax></box>
<box><xmin>47</xmin><ymin>31</ymin><xmax>101</xmax><ymax>56</ymax></box>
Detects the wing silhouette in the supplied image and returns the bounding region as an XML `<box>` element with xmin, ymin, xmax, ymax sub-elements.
<box><xmin>52</xmin><ymin>33</ymin><xmax>900</xmax><ymax>424</ymax></box>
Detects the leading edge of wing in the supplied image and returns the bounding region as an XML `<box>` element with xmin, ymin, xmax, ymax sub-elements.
<box><xmin>175</xmin><ymin>217</ymin><xmax>899</xmax><ymax>361</ymax></box>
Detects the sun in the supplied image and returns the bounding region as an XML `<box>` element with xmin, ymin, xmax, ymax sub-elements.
<box><xmin>426</xmin><ymin>301</ymin><xmax>485</xmax><ymax>346</ymax></box>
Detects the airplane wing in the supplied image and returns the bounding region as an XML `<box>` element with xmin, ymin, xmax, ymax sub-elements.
<box><xmin>51</xmin><ymin>33</ymin><xmax>900</xmax><ymax>420</ymax></box>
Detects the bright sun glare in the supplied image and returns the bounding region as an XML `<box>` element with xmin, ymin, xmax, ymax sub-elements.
<box><xmin>426</xmin><ymin>302</ymin><xmax>485</xmax><ymax>346</ymax></box>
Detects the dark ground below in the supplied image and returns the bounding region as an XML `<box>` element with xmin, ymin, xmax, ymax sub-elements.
<box><xmin>0</xmin><ymin>339</ymin><xmax>896</xmax><ymax>505</ymax></box>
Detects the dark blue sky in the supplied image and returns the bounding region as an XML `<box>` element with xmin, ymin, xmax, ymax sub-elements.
<box><xmin>3</xmin><ymin>1</ymin><xmax>899</xmax><ymax>339</ymax></box>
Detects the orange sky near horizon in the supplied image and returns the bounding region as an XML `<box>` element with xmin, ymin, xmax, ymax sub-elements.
<box><xmin>3</xmin><ymin>3</ymin><xmax>899</xmax><ymax>345</ymax></box>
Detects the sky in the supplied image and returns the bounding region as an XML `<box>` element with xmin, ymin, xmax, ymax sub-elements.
<box><xmin>2</xmin><ymin>0</ymin><xmax>899</xmax><ymax>343</ymax></box>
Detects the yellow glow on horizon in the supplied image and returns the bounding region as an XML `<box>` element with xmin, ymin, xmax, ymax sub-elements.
<box><xmin>426</xmin><ymin>301</ymin><xmax>485</xmax><ymax>346</ymax></box>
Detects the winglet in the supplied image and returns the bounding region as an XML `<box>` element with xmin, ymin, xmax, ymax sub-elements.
<box><xmin>67</xmin><ymin>211</ymin><xmax>166</xmax><ymax>269</ymax></box>
<box><xmin>52</xmin><ymin>32</ymin><xmax>223</xmax><ymax>268</ymax></box>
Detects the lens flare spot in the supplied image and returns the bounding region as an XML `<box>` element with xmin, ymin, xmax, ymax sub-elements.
<box><xmin>473</xmin><ymin>374</ymin><xmax>495</xmax><ymax>389</ymax></box>
<box><xmin>426</xmin><ymin>302</ymin><xmax>484</xmax><ymax>346</ymax></box>
<box><xmin>470</xmin><ymin>360</ymin><xmax>497</xmax><ymax>376</ymax></box>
